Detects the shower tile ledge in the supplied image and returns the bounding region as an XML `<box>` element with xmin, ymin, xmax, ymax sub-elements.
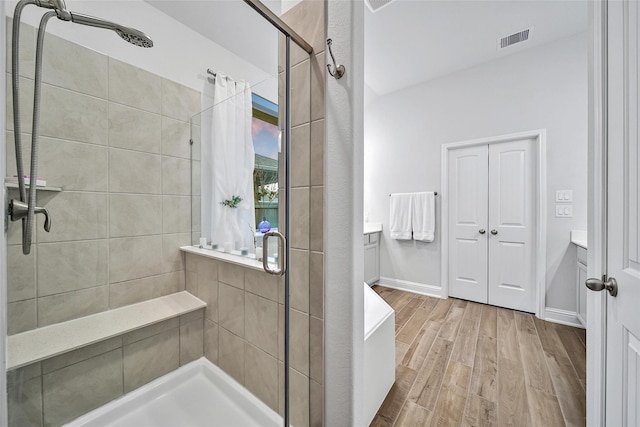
<box><xmin>181</xmin><ymin>246</ymin><xmax>267</xmax><ymax>272</ymax></box>
<box><xmin>7</xmin><ymin>291</ymin><xmax>205</xmax><ymax>370</ymax></box>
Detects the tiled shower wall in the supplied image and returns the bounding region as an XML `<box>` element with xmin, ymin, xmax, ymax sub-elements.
<box><xmin>5</xmin><ymin>20</ymin><xmax>200</xmax><ymax>334</ymax></box>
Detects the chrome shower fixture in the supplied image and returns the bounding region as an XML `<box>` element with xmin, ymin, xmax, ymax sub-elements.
<box><xmin>9</xmin><ymin>0</ymin><xmax>153</xmax><ymax>254</ymax></box>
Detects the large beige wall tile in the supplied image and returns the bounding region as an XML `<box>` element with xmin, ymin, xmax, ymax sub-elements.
<box><xmin>122</xmin><ymin>317</ymin><xmax>179</xmax><ymax>346</ymax></box>
<box><xmin>291</xmin><ymin>60</ymin><xmax>310</xmax><ymax>127</ymax></box>
<box><xmin>290</xmin><ymin>367</ymin><xmax>310</xmax><ymax>427</ymax></box>
<box><xmin>38</xmin><ymin>136</ymin><xmax>108</xmax><ymax>191</ymax></box>
<box><xmin>219</xmin><ymin>262</ymin><xmax>244</xmax><ymax>289</ymax></box>
<box><xmin>161</xmin><ymin>233</ymin><xmax>190</xmax><ymax>273</ymax></box>
<box><xmin>204</xmin><ymin>319</ymin><xmax>219</xmax><ymax>364</ymax></box>
<box><xmin>291</xmin><ymin>124</ymin><xmax>310</xmax><ymax>188</ymax></box>
<box><xmin>310</xmin><ymin>379</ymin><xmax>323</xmax><ymax>427</ymax></box>
<box><xmin>309</xmin><ymin>316</ymin><xmax>323</xmax><ymax>384</ymax></box>
<box><xmin>309</xmin><ymin>187</ymin><xmax>323</xmax><ymax>252</ymax></box>
<box><xmin>245</xmin><ymin>293</ymin><xmax>278</xmax><ymax>357</ymax></box>
<box><xmin>8</xmin><ymin>374</ymin><xmax>42</xmax><ymax>427</ymax></box>
<box><xmin>7</xmin><ymin>244</ymin><xmax>35</xmax><ymax>302</ymax></box>
<box><xmin>36</xmin><ymin>192</ymin><xmax>108</xmax><ymax>243</ymax></box>
<box><xmin>281</xmin><ymin>0</ymin><xmax>326</xmax><ymax>55</ymax></box>
<box><xmin>180</xmin><ymin>317</ymin><xmax>204</xmax><ymax>365</ymax></box>
<box><xmin>42</xmin><ymin>349</ymin><xmax>123</xmax><ymax>427</ymax></box>
<box><xmin>6</xmin><ymin>18</ymin><xmax>36</xmax><ymax>79</ymax></box>
<box><xmin>37</xmin><ymin>240</ymin><xmax>108</xmax><ymax>297</ymax></box>
<box><xmin>192</xmin><ymin>196</ymin><xmax>201</xmax><ymax>232</ymax></box>
<box><xmin>43</xmin><ymin>34</ymin><xmax>108</xmax><ymax>99</ymax></box>
<box><xmin>42</xmin><ymin>337</ymin><xmax>122</xmax><ymax>375</ymax></box>
<box><xmin>40</xmin><ymin>84</ymin><xmax>108</xmax><ymax>145</ymax></box>
<box><xmin>309</xmin><ymin>252</ymin><xmax>324</xmax><ymax>319</ymax></box>
<box><xmin>5</xmin><ymin>74</ymin><xmax>33</xmax><ymax>132</ymax></box>
<box><xmin>218</xmin><ymin>327</ymin><xmax>245</xmax><ymax>384</ymax></box>
<box><xmin>108</xmin><ymin>103</ymin><xmax>161</xmax><ymax>154</ymax></box>
<box><xmin>108</xmin><ymin>58</ymin><xmax>161</xmax><ymax>113</ymax></box>
<box><xmin>38</xmin><ymin>285</ymin><xmax>108</xmax><ymax>327</ymax></box>
<box><xmin>109</xmin><ymin>148</ymin><xmax>162</xmax><ymax>194</ymax></box>
<box><xmin>290</xmin><ymin>249</ymin><xmax>310</xmax><ymax>313</ymax></box>
<box><xmin>162</xmin><ymin>196</ymin><xmax>191</xmax><ymax>233</ymax></box>
<box><xmin>161</xmin><ymin>78</ymin><xmax>201</xmax><ymax>122</ymax></box>
<box><xmin>310</xmin><ymin>120</ymin><xmax>324</xmax><ymax>187</ymax></box>
<box><xmin>108</xmin><ymin>235</ymin><xmax>164</xmax><ymax>284</ymax></box>
<box><xmin>162</xmin><ymin>116</ymin><xmax>191</xmax><ymax>159</ymax></box>
<box><xmin>290</xmin><ymin>309</ymin><xmax>309</xmax><ymax>376</ymax></box>
<box><xmin>5</xmin><ymin>131</ymin><xmax>30</xmax><ymax>179</ymax></box>
<box><xmin>290</xmin><ymin>187</ymin><xmax>310</xmax><ymax>250</ymax></box>
<box><xmin>245</xmin><ymin>344</ymin><xmax>279</xmax><ymax>412</ymax></box>
<box><xmin>310</xmin><ymin>52</ymin><xmax>326</xmax><ymax>122</ymax></box>
<box><xmin>109</xmin><ymin>194</ymin><xmax>162</xmax><ymax>238</ymax></box>
<box><xmin>245</xmin><ymin>269</ymin><xmax>280</xmax><ymax>302</ymax></box>
<box><xmin>108</xmin><ymin>273</ymin><xmax>166</xmax><ymax>308</ymax></box>
<box><xmin>123</xmin><ymin>328</ymin><xmax>179</xmax><ymax>393</ymax></box>
<box><xmin>162</xmin><ymin>156</ymin><xmax>190</xmax><ymax>195</ymax></box>
<box><xmin>197</xmin><ymin>272</ymin><xmax>218</xmax><ymax>322</ymax></box>
<box><xmin>218</xmin><ymin>283</ymin><xmax>244</xmax><ymax>337</ymax></box>
<box><xmin>8</xmin><ymin>299</ymin><xmax>36</xmax><ymax>335</ymax></box>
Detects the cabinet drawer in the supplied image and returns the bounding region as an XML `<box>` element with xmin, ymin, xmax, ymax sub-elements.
<box><xmin>577</xmin><ymin>246</ymin><xmax>587</xmax><ymax>265</ymax></box>
<box><xmin>369</xmin><ymin>232</ymin><xmax>379</xmax><ymax>244</ymax></box>
<box><xmin>363</xmin><ymin>234</ymin><xmax>370</xmax><ymax>245</ymax></box>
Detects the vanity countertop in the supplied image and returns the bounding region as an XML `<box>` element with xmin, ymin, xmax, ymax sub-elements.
<box><xmin>570</xmin><ymin>230</ymin><xmax>587</xmax><ymax>249</ymax></box>
<box><xmin>364</xmin><ymin>222</ymin><xmax>383</xmax><ymax>235</ymax></box>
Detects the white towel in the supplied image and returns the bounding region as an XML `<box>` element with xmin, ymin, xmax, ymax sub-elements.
<box><xmin>412</xmin><ymin>192</ymin><xmax>435</xmax><ymax>242</ymax></box>
<box><xmin>389</xmin><ymin>193</ymin><xmax>413</xmax><ymax>240</ymax></box>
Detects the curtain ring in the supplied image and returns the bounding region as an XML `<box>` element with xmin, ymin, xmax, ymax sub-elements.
<box><xmin>326</xmin><ymin>38</ymin><xmax>345</xmax><ymax>79</ymax></box>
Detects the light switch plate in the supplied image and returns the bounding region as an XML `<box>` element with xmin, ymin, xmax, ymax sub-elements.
<box><xmin>555</xmin><ymin>190</ymin><xmax>573</xmax><ymax>202</ymax></box>
<box><xmin>556</xmin><ymin>204</ymin><xmax>573</xmax><ymax>218</ymax></box>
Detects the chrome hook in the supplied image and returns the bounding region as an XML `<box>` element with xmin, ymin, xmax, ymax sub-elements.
<box><xmin>326</xmin><ymin>38</ymin><xmax>345</xmax><ymax>79</ymax></box>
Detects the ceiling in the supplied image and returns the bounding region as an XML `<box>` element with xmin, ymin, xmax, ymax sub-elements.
<box><xmin>144</xmin><ymin>0</ymin><xmax>281</xmax><ymax>77</ymax></box>
<box><xmin>365</xmin><ymin>0</ymin><xmax>589</xmax><ymax>96</ymax></box>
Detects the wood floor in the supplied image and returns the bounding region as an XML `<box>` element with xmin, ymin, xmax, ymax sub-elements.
<box><xmin>369</xmin><ymin>286</ymin><xmax>586</xmax><ymax>427</ymax></box>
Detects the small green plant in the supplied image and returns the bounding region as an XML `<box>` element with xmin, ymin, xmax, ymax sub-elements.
<box><xmin>221</xmin><ymin>195</ymin><xmax>242</xmax><ymax>208</ymax></box>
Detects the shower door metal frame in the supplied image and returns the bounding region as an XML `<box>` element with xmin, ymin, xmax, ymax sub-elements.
<box><xmin>241</xmin><ymin>2</ymin><xmax>313</xmax><ymax>426</ymax></box>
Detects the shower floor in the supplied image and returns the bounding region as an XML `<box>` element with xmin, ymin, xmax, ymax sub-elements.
<box><xmin>67</xmin><ymin>358</ymin><xmax>282</xmax><ymax>427</ymax></box>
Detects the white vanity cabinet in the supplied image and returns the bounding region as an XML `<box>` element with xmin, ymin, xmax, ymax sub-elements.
<box><xmin>576</xmin><ymin>245</ymin><xmax>588</xmax><ymax>327</ymax></box>
<box><xmin>364</xmin><ymin>231</ymin><xmax>381</xmax><ymax>285</ymax></box>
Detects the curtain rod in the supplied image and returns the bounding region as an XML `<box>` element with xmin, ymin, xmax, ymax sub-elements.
<box><xmin>389</xmin><ymin>192</ymin><xmax>438</xmax><ymax>196</ymax></box>
<box><xmin>242</xmin><ymin>0</ymin><xmax>313</xmax><ymax>55</ymax></box>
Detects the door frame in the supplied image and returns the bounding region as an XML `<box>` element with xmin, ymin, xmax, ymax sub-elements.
<box><xmin>586</xmin><ymin>0</ymin><xmax>608</xmax><ymax>425</ymax></box>
<box><xmin>440</xmin><ymin>129</ymin><xmax>547</xmax><ymax>317</ymax></box>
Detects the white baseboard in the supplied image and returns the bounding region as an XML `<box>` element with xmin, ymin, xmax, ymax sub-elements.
<box><xmin>544</xmin><ymin>307</ymin><xmax>585</xmax><ymax>328</ymax></box>
<box><xmin>377</xmin><ymin>277</ymin><xmax>443</xmax><ymax>299</ymax></box>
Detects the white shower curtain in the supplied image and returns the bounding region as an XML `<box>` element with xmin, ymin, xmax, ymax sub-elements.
<box><xmin>201</xmin><ymin>74</ymin><xmax>255</xmax><ymax>250</ymax></box>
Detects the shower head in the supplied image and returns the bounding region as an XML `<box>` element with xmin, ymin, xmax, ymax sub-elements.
<box><xmin>68</xmin><ymin>12</ymin><xmax>153</xmax><ymax>48</ymax></box>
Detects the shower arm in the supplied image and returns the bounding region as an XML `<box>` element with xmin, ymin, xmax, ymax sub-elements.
<box><xmin>8</xmin><ymin>6</ymin><xmax>54</xmax><ymax>255</ymax></box>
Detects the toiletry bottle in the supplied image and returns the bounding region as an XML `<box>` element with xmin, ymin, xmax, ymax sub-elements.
<box><xmin>258</xmin><ymin>216</ymin><xmax>271</xmax><ymax>233</ymax></box>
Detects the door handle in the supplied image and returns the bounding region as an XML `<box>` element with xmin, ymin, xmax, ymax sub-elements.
<box><xmin>262</xmin><ymin>231</ymin><xmax>286</xmax><ymax>276</ymax></box>
<box><xmin>490</xmin><ymin>229</ymin><xmax>498</xmax><ymax>235</ymax></box>
<box><xmin>586</xmin><ymin>276</ymin><xmax>618</xmax><ymax>297</ymax></box>
<box><xmin>479</xmin><ymin>229</ymin><xmax>486</xmax><ymax>234</ymax></box>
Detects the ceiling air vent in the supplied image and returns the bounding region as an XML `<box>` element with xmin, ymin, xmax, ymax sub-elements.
<box><xmin>498</xmin><ymin>27</ymin><xmax>534</xmax><ymax>50</ymax></box>
<box><xmin>365</xmin><ymin>0</ymin><xmax>395</xmax><ymax>13</ymax></box>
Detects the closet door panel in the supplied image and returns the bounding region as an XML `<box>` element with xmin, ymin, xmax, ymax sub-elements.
<box><xmin>488</xmin><ymin>139</ymin><xmax>536</xmax><ymax>312</ymax></box>
<box><xmin>448</xmin><ymin>145</ymin><xmax>489</xmax><ymax>303</ymax></box>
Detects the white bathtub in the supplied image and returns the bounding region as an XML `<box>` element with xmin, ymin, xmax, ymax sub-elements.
<box><xmin>363</xmin><ymin>283</ymin><xmax>396</xmax><ymax>426</ymax></box>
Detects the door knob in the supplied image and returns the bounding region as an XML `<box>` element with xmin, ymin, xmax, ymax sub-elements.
<box><xmin>479</xmin><ymin>229</ymin><xmax>486</xmax><ymax>234</ymax></box>
<box><xmin>490</xmin><ymin>229</ymin><xmax>498</xmax><ymax>235</ymax></box>
<box><xmin>586</xmin><ymin>276</ymin><xmax>618</xmax><ymax>297</ymax></box>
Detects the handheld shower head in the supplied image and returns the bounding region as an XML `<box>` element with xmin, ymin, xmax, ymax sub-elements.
<box><xmin>68</xmin><ymin>12</ymin><xmax>153</xmax><ymax>48</ymax></box>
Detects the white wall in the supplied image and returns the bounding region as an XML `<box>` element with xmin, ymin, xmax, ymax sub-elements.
<box><xmin>5</xmin><ymin>0</ymin><xmax>278</xmax><ymax>101</ymax></box>
<box><xmin>364</xmin><ymin>33</ymin><xmax>588</xmax><ymax>312</ymax></box>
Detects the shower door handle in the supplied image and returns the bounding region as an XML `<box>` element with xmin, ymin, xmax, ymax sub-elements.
<box><xmin>262</xmin><ymin>231</ymin><xmax>286</xmax><ymax>276</ymax></box>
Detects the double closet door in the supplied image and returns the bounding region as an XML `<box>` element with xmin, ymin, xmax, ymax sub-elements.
<box><xmin>448</xmin><ymin>138</ymin><xmax>536</xmax><ymax>313</ymax></box>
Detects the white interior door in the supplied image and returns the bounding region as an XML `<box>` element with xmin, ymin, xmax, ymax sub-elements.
<box><xmin>603</xmin><ymin>1</ymin><xmax>640</xmax><ymax>424</ymax></box>
<box><xmin>448</xmin><ymin>145</ymin><xmax>489</xmax><ymax>303</ymax></box>
<box><xmin>487</xmin><ymin>139</ymin><xmax>536</xmax><ymax>313</ymax></box>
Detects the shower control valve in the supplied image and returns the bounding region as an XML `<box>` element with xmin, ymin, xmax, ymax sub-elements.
<box><xmin>9</xmin><ymin>199</ymin><xmax>52</xmax><ymax>232</ymax></box>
